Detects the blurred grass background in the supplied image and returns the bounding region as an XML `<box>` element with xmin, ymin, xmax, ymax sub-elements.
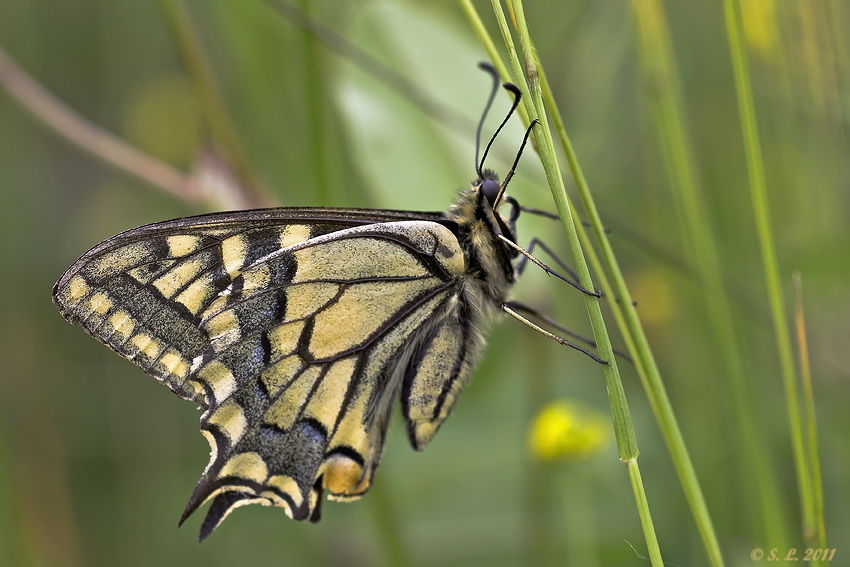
<box><xmin>0</xmin><ymin>0</ymin><xmax>848</xmax><ymax>565</ymax></box>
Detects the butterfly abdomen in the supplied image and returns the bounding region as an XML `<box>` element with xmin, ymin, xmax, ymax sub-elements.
<box><xmin>399</xmin><ymin>185</ymin><xmax>519</xmax><ymax>450</ymax></box>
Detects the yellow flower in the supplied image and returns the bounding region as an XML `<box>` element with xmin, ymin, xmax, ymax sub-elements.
<box><xmin>529</xmin><ymin>400</ymin><xmax>610</xmax><ymax>462</ymax></box>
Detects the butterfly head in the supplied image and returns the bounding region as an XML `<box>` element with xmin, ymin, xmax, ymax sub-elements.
<box><xmin>471</xmin><ymin>168</ymin><xmax>520</xmax><ymax>261</ymax></box>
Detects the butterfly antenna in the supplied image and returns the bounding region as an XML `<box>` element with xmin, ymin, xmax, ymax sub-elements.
<box><xmin>494</xmin><ymin>119</ymin><xmax>539</xmax><ymax>207</ymax></box>
<box><xmin>479</xmin><ymin>83</ymin><xmax>522</xmax><ymax>179</ymax></box>
<box><xmin>475</xmin><ymin>62</ymin><xmax>501</xmax><ymax>179</ymax></box>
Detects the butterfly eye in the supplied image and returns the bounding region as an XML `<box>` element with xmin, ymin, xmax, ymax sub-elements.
<box><xmin>481</xmin><ymin>179</ymin><xmax>501</xmax><ymax>205</ymax></box>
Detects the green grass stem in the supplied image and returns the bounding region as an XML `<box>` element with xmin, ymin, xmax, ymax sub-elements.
<box><xmin>462</xmin><ymin>0</ymin><xmax>726</xmax><ymax>562</ymax></box>
<box><xmin>491</xmin><ymin>0</ymin><xmax>637</xmax><ymax>464</ymax></box>
<box><xmin>545</xmin><ymin>49</ymin><xmax>726</xmax><ymax>564</ymax></box>
<box><xmin>514</xmin><ymin>5</ymin><xmax>726</xmax><ymax>565</ymax></box>
<box><xmin>488</xmin><ymin>0</ymin><xmax>661</xmax><ymax>563</ymax></box>
<box><xmin>627</xmin><ymin>460</ymin><xmax>663</xmax><ymax>565</ymax></box>
<box><xmin>632</xmin><ymin>0</ymin><xmax>789</xmax><ymax>552</ymax></box>
<box><xmin>724</xmin><ymin>0</ymin><xmax>815</xmax><ymax>547</ymax></box>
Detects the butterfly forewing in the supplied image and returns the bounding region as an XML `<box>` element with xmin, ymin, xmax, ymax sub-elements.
<box><xmin>53</xmin><ymin>208</ymin><xmax>493</xmax><ymax>536</ymax></box>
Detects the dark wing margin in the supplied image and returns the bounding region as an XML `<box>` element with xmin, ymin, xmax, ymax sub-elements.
<box><xmin>53</xmin><ymin>212</ymin><xmax>469</xmax><ymax>539</ymax></box>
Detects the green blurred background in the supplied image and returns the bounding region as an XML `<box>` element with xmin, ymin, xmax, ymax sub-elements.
<box><xmin>0</xmin><ymin>0</ymin><xmax>847</xmax><ymax>565</ymax></box>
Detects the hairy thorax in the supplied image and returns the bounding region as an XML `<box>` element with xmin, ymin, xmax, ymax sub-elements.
<box><xmin>444</xmin><ymin>188</ymin><xmax>516</xmax><ymax>320</ymax></box>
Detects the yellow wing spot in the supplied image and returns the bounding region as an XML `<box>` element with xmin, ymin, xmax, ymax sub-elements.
<box><xmin>293</xmin><ymin>238</ymin><xmax>427</xmax><ymax>283</ymax></box>
<box><xmin>309</xmin><ymin>280</ymin><xmax>435</xmax><ymax>359</ymax></box>
<box><xmin>208</xmin><ymin>399</ymin><xmax>248</xmax><ymax>445</ymax></box>
<box><xmin>159</xmin><ymin>350</ymin><xmax>190</xmax><ymax>380</ymax></box>
<box><xmin>267</xmin><ymin>475</ymin><xmax>303</xmax><ymax>509</ymax></box>
<box><xmin>174</xmin><ymin>271</ymin><xmax>218</xmax><ymax>316</ymax></box>
<box><xmin>439</xmin><ymin>381</ymin><xmax>464</xmax><ymax>421</ymax></box>
<box><xmin>67</xmin><ymin>275</ymin><xmax>90</xmax><ymax>301</ymax></box>
<box><xmin>131</xmin><ymin>332</ymin><xmax>162</xmax><ymax>360</ymax></box>
<box><xmin>284</xmin><ymin>282</ymin><xmax>340</xmax><ymax>320</ymax></box>
<box><xmin>92</xmin><ymin>242</ymin><xmax>152</xmax><ymax>278</ymax></box>
<box><xmin>221</xmin><ymin>234</ymin><xmax>247</xmax><ymax>278</ymax></box>
<box><xmin>202</xmin><ymin>429</ymin><xmax>218</xmax><ymax>468</ymax></box>
<box><xmin>197</xmin><ymin>360</ymin><xmax>237</xmax><ymax>403</ymax></box>
<box><xmin>328</xmin><ymin>490</ymin><xmax>362</xmax><ymax>502</ymax></box>
<box><xmin>259</xmin><ymin>490</ymin><xmax>293</xmax><ymax>516</ymax></box>
<box><xmin>328</xmin><ymin>385</ymin><xmax>373</xmax><ymax>458</ymax></box>
<box><xmin>240</xmin><ymin>265</ymin><xmax>271</xmax><ymax>294</ymax></box>
<box><xmin>304</xmin><ymin>357</ymin><xmax>357</xmax><ymax>431</ymax></box>
<box><xmin>321</xmin><ymin>454</ymin><xmax>364</xmax><ymax>495</ymax></box>
<box><xmin>151</xmin><ymin>257</ymin><xmax>206</xmax><ymax>299</ymax></box>
<box><xmin>219</xmin><ymin>452</ymin><xmax>268</xmax><ymax>484</ymax></box>
<box><xmin>280</xmin><ymin>225</ymin><xmax>311</xmax><ymax>249</ymax></box>
<box><xmin>361</xmin><ymin>292</ymin><xmax>445</xmax><ymax>379</ymax></box>
<box><xmin>205</xmin><ymin>310</ymin><xmax>240</xmax><ymax>351</ymax></box>
<box><xmin>87</xmin><ymin>291</ymin><xmax>113</xmax><ymax>315</ymax></box>
<box><xmin>266</xmin><ymin>323</ymin><xmax>305</xmax><ymax>366</ymax></box>
<box><xmin>266</xmin><ymin>365</ymin><xmax>323</xmax><ymax>431</ymax></box>
<box><xmin>108</xmin><ymin>310</ymin><xmax>136</xmax><ymax>338</ymax></box>
<box><xmin>260</xmin><ymin>354</ymin><xmax>305</xmax><ymax>397</ymax></box>
<box><xmin>167</xmin><ymin>234</ymin><xmax>202</xmax><ymax>257</ymax></box>
<box><xmin>202</xmin><ymin>295</ymin><xmax>228</xmax><ymax>320</ymax></box>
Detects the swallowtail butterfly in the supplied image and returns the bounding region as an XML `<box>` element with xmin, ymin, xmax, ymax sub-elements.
<box><xmin>53</xmin><ymin>64</ymin><xmax>597</xmax><ymax>540</ymax></box>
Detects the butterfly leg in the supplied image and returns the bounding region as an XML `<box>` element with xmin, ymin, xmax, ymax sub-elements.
<box><xmin>520</xmin><ymin>207</ymin><xmax>612</xmax><ymax>233</ymax></box>
<box><xmin>498</xmin><ymin>235</ymin><xmax>600</xmax><ymax>297</ymax></box>
<box><xmin>501</xmin><ymin>302</ymin><xmax>607</xmax><ymax>363</ymax></box>
<box><xmin>505</xmin><ymin>301</ymin><xmax>632</xmax><ymax>364</ymax></box>
<box><xmin>514</xmin><ymin>237</ymin><xmax>580</xmax><ymax>281</ymax></box>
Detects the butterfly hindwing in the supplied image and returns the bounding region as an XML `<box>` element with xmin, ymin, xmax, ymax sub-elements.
<box><xmin>53</xmin><ymin>210</ymin><xmax>485</xmax><ymax>535</ymax></box>
<box><xmin>184</xmin><ymin>220</ymin><xmax>468</xmax><ymax>526</ymax></box>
